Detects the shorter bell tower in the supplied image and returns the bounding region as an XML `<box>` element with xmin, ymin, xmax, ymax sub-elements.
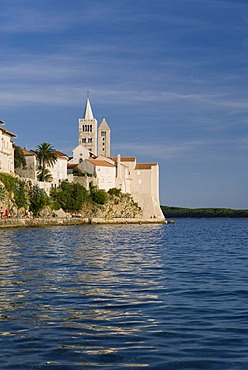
<box><xmin>98</xmin><ymin>118</ymin><xmax>111</xmax><ymax>157</ymax></box>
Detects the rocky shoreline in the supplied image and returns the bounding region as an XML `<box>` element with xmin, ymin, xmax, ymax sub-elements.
<box><xmin>0</xmin><ymin>216</ymin><xmax>166</xmax><ymax>228</ymax></box>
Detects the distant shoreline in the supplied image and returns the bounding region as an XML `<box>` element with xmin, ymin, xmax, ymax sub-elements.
<box><xmin>161</xmin><ymin>206</ymin><xmax>248</xmax><ymax>218</ymax></box>
<box><xmin>0</xmin><ymin>217</ymin><xmax>166</xmax><ymax>229</ymax></box>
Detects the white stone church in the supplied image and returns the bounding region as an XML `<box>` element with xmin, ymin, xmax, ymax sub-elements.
<box><xmin>69</xmin><ymin>98</ymin><xmax>164</xmax><ymax>220</ymax></box>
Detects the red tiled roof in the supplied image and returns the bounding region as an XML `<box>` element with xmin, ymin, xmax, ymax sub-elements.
<box><xmin>22</xmin><ymin>148</ymin><xmax>35</xmax><ymax>156</ymax></box>
<box><xmin>87</xmin><ymin>159</ymin><xmax>115</xmax><ymax>167</ymax></box>
<box><xmin>0</xmin><ymin>127</ymin><xmax>16</xmax><ymax>138</ymax></box>
<box><xmin>110</xmin><ymin>156</ymin><xmax>136</xmax><ymax>162</ymax></box>
<box><xmin>135</xmin><ymin>163</ymin><xmax>157</xmax><ymax>170</ymax></box>
<box><xmin>23</xmin><ymin>149</ymin><xmax>68</xmax><ymax>158</ymax></box>
<box><xmin>55</xmin><ymin>150</ymin><xmax>69</xmax><ymax>159</ymax></box>
<box><xmin>67</xmin><ymin>163</ymin><xmax>78</xmax><ymax>169</ymax></box>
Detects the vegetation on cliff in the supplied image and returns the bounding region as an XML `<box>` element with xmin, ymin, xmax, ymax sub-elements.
<box><xmin>0</xmin><ymin>173</ymin><xmax>28</xmax><ymax>210</ymax></box>
<box><xmin>161</xmin><ymin>206</ymin><xmax>248</xmax><ymax>218</ymax></box>
<box><xmin>50</xmin><ymin>181</ymin><xmax>89</xmax><ymax>212</ymax></box>
<box><xmin>0</xmin><ymin>173</ymin><xmax>141</xmax><ymax>218</ymax></box>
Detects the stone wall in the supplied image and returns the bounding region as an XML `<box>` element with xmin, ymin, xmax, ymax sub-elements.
<box><xmin>72</xmin><ymin>175</ymin><xmax>98</xmax><ymax>190</ymax></box>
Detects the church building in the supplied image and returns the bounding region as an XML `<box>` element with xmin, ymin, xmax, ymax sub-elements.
<box><xmin>70</xmin><ymin>97</ymin><xmax>164</xmax><ymax>221</ymax></box>
<box><xmin>78</xmin><ymin>98</ymin><xmax>110</xmax><ymax>157</ymax></box>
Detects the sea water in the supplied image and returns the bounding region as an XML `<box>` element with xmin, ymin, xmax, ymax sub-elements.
<box><xmin>0</xmin><ymin>219</ymin><xmax>247</xmax><ymax>369</ymax></box>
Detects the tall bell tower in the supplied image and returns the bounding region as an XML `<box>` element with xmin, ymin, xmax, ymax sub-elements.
<box><xmin>78</xmin><ymin>96</ymin><xmax>98</xmax><ymax>154</ymax></box>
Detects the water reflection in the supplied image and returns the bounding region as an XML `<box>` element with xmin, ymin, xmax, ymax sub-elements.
<box><xmin>1</xmin><ymin>221</ymin><xmax>247</xmax><ymax>369</ymax></box>
<box><xmin>0</xmin><ymin>225</ymin><xmax>167</xmax><ymax>368</ymax></box>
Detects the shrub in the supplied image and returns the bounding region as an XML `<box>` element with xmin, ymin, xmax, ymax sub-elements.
<box><xmin>91</xmin><ymin>189</ymin><xmax>108</xmax><ymax>205</ymax></box>
<box><xmin>29</xmin><ymin>185</ymin><xmax>49</xmax><ymax>216</ymax></box>
<box><xmin>0</xmin><ymin>173</ymin><xmax>28</xmax><ymax>209</ymax></box>
<box><xmin>50</xmin><ymin>200</ymin><xmax>61</xmax><ymax>211</ymax></box>
<box><xmin>0</xmin><ymin>173</ymin><xmax>17</xmax><ymax>192</ymax></box>
<box><xmin>51</xmin><ymin>181</ymin><xmax>88</xmax><ymax>212</ymax></box>
<box><xmin>14</xmin><ymin>181</ymin><xmax>28</xmax><ymax>209</ymax></box>
<box><xmin>108</xmin><ymin>188</ymin><xmax>121</xmax><ymax>197</ymax></box>
<box><xmin>14</xmin><ymin>144</ymin><xmax>26</xmax><ymax>169</ymax></box>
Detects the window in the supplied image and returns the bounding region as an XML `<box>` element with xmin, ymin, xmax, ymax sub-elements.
<box><xmin>101</xmin><ymin>131</ymin><xmax>106</xmax><ymax>137</ymax></box>
<box><xmin>88</xmin><ymin>138</ymin><xmax>92</xmax><ymax>143</ymax></box>
<box><xmin>90</xmin><ymin>125</ymin><xmax>92</xmax><ymax>132</ymax></box>
<box><xmin>82</xmin><ymin>138</ymin><xmax>86</xmax><ymax>143</ymax></box>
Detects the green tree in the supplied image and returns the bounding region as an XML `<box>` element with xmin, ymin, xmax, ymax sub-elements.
<box><xmin>108</xmin><ymin>188</ymin><xmax>121</xmax><ymax>197</ymax></box>
<box><xmin>51</xmin><ymin>181</ymin><xmax>88</xmax><ymax>212</ymax></box>
<box><xmin>37</xmin><ymin>168</ymin><xmax>53</xmax><ymax>182</ymax></box>
<box><xmin>89</xmin><ymin>182</ymin><xmax>108</xmax><ymax>205</ymax></box>
<box><xmin>14</xmin><ymin>181</ymin><xmax>28</xmax><ymax>209</ymax></box>
<box><xmin>29</xmin><ymin>185</ymin><xmax>49</xmax><ymax>216</ymax></box>
<box><xmin>14</xmin><ymin>145</ymin><xmax>26</xmax><ymax>169</ymax></box>
<box><xmin>35</xmin><ymin>142</ymin><xmax>57</xmax><ymax>182</ymax></box>
<box><xmin>91</xmin><ymin>189</ymin><xmax>108</xmax><ymax>204</ymax></box>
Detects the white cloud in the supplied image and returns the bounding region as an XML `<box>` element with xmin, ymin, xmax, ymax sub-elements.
<box><xmin>111</xmin><ymin>140</ymin><xmax>205</xmax><ymax>160</ymax></box>
<box><xmin>0</xmin><ymin>2</ymin><xmax>124</xmax><ymax>34</ymax></box>
<box><xmin>112</xmin><ymin>135</ymin><xmax>248</xmax><ymax>162</ymax></box>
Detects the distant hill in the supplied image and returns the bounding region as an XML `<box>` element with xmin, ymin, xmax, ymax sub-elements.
<box><xmin>161</xmin><ymin>206</ymin><xmax>248</xmax><ymax>218</ymax></box>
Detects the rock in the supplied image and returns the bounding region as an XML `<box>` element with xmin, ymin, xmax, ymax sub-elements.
<box><xmin>53</xmin><ymin>208</ymin><xmax>68</xmax><ymax>218</ymax></box>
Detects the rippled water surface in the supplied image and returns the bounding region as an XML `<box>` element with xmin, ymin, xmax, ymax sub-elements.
<box><xmin>0</xmin><ymin>219</ymin><xmax>248</xmax><ymax>369</ymax></box>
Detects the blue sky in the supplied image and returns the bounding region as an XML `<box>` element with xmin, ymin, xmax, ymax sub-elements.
<box><xmin>1</xmin><ymin>0</ymin><xmax>248</xmax><ymax>208</ymax></box>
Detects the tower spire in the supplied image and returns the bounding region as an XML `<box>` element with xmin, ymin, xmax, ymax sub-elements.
<box><xmin>79</xmin><ymin>95</ymin><xmax>98</xmax><ymax>154</ymax></box>
<box><xmin>83</xmin><ymin>95</ymin><xmax>94</xmax><ymax>120</ymax></box>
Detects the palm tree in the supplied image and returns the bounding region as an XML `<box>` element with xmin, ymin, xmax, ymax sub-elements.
<box><xmin>37</xmin><ymin>168</ymin><xmax>53</xmax><ymax>182</ymax></box>
<box><xmin>36</xmin><ymin>142</ymin><xmax>58</xmax><ymax>182</ymax></box>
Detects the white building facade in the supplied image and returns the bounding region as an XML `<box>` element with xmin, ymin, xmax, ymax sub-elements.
<box><xmin>114</xmin><ymin>156</ymin><xmax>164</xmax><ymax>219</ymax></box>
<box><xmin>0</xmin><ymin>120</ymin><xmax>16</xmax><ymax>174</ymax></box>
<box><xmin>16</xmin><ymin>149</ymin><xmax>68</xmax><ymax>192</ymax></box>
<box><xmin>48</xmin><ymin>151</ymin><xmax>69</xmax><ymax>186</ymax></box>
<box><xmin>79</xmin><ymin>158</ymin><xmax>116</xmax><ymax>191</ymax></box>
